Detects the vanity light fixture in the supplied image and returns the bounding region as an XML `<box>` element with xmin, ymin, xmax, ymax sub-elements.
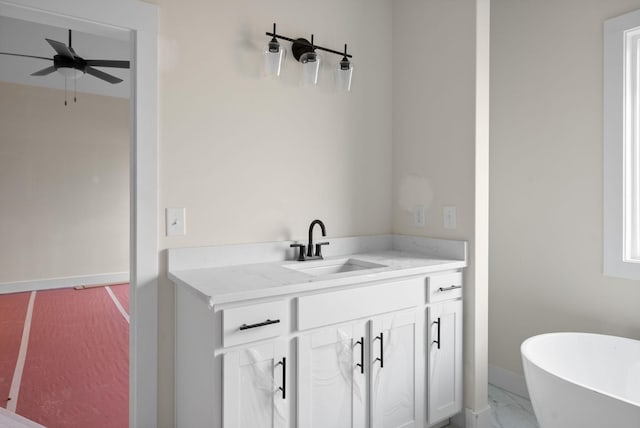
<box><xmin>336</xmin><ymin>44</ymin><xmax>353</xmax><ymax>92</ymax></box>
<box><xmin>298</xmin><ymin>34</ymin><xmax>320</xmax><ymax>86</ymax></box>
<box><xmin>265</xmin><ymin>23</ymin><xmax>354</xmax><ymax>90</ymax></box>
<box><xmin>264</xmin><ymin>23</ymin><xmax>286</xmax><ymax>77</ymax></box>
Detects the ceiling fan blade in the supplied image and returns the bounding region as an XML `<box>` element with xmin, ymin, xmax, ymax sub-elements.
<box><xmin>0</xmin><ymin>52</ymin><xmax>51</xmax><ymax>61</ymax></box>
<box><xmin>85</xmin><ymin>66</ymin><xmax>123</xmax><ymax>84</ymax></box>
<box><xmin>85</xmin><ymin>60</ymin><xmax>130</xmax><ymax>69</ymax></box>
<box><xmin>45</xmin><ymin>38</ymin><xmax>74</xmax><ymax>57</ymax></box>
<box><xmin>31</xmin><ymin>66</ymin><xmax>57</xmax><ymax>76</ymax></box>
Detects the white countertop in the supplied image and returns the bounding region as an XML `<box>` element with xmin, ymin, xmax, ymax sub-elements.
<box><xmin>168</xmin><ymin>235</ymin><xmax>467</xmax><ymax>306</ymax></box>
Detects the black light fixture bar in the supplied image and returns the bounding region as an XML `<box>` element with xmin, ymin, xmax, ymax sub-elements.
<box><xmin>265</xmin><ymin>29</ymin><xmax>353</xmax><ymax>59</ymax></box>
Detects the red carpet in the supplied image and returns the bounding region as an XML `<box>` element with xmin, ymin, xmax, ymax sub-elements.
<box><xmin>0</xmin><ymin>284</ymin><xmax>129</xmax><ymax>428</ymax></box>
<box><xmin>109</xmin><ymin>283</ymin><xmax>129</xmax><ymax>313</ymax></box>
<box><xmin>0</xmin><ymin>293</ymin><xmax>30</xmax><ymax>410</ymax></box>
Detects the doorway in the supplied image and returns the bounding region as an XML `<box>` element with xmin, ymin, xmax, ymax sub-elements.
<box><xmin>0</xmin><ymin>14</ymin><xmax>131</xmax><ymax>428</ymax></box>
<box><xmin>0</xmin><ymin>1</ymin><xmax>158</xmax><ymax>427</ymax></box>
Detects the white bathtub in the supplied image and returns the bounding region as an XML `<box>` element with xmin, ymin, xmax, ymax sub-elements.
<box><xmin>521</xmin><ymin>332</ymin><xmax>640</xmax><ymax>428</ymax></box>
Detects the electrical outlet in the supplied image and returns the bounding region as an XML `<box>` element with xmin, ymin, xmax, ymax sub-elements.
<box><xmin>414</xmin><ymin>205</ymin><xmax>425</xmax><ymax>227</ymax></box>
<box><xmin>443</xmin><ymin>206</ymin><xmax>457</xmax><ymax>230</ymax></box>
<box><xmin>166</xmin><ymin>208</ymin><xmax>186</xmax><ymax>236</ymax></box>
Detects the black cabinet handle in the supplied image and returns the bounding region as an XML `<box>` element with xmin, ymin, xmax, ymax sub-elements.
<box><xmin>374</xmin><ymin>332</ymin><xmax>384</xmax><ymax>368</ymax></box>
<box><xmin>432</xmin><ymin>317</ymin><xmax>441</xmax><ymax>349</ymax></box>
<box><xmin>355</xmin><ymin>337</ymin><xmax>364</xmax><ymax>374</ymax></box>
<box><xmin>438</xmin><ymin>285</ymin><xmax>462</xmax><ymax>292</ymax></box>
<box><xmin>239</xmin><ymin>319</ymin><xmax>280</xmax><ymax>331</ymax></box>
<box><xmin>276</xmin><ymin>357</ymin><xmax>286</xmax><ymax>399</ymax></box>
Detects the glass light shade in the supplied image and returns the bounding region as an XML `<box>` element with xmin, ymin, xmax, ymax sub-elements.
<box><xmin>300</xmin><ymin>51</ymin><xmax>320</xmax><ymax>86</ymax></box>
<box><xmin>336</xmin><ymin>58</ymin><xmax>353</xmax><ymax>92</ymax></box>
<box><xmin>264</xmin><ymin>40</ymin><xmax>286</xmax><ymax>77</ymax></box>
<box><xmin>56</xmin><ymin>67</ymin><xmax>83</xmax><ymax>79</ymax></box>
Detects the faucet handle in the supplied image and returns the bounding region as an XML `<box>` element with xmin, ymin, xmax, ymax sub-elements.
<box><xmin>290</xmin><ymin>243</ymin><xmax>306</xmax><ymax>261</ymax></box>
<box><xmin>314</xmin><ymin>242</ymin><xmax>330</xmax><ymax>258</ymax></box>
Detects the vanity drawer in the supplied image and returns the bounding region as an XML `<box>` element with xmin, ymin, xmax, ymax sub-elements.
<box><xmin>427</xmin><ymin>272</ymin><xmax>463</xmax><ymax>303</ymax></box>
<box><xmin>297</xmin><ymin>277</ymin><xmax>424</xmax><ymax>331</ymax></box>
<box><xmin>222</xmin><ymin>300</ymin><xmax>289</xmax><ymax>347</ymax></box>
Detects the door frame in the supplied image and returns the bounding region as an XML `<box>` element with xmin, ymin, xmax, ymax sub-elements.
<box><xmin>0</xmin><ymin>1</ymin><xmax>159</xmax><ymax>426</ymax></box>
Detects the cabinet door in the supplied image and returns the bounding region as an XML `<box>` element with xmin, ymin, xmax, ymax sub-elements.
<box><xmin>427</xmin><ymin>299</ymin><xmax>463</xmax><ymax>425</ymax></box>
<box><xmin>223</xmin><ymin>340</ymin><xmax>289</xmax><ymax>428</ymax></box>
<box><xmin>370</xmin><ymin>309</ymin><xmax>425</xmax><ymax>428</ymax></box>
<box><xmin>298</xmin><ymin>322</ymin><xmax>367</xmax><ymax>428</ymax></box>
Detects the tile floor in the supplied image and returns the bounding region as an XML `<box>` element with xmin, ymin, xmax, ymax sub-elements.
<box><xmin>488</xmin><ymin>384</ymin><xmax>539</xmax><ymax>428</ymax></box>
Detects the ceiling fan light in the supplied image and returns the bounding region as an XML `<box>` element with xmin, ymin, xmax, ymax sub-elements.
<box><xmin>56</xmin><ymin>66</ymin><xmax>83</xmax><ymax>79</ymax></box>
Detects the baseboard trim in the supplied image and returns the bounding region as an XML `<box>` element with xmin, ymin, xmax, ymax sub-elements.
<box><xmin>460</xmin><ymin>405</ymin><xmax>491</xmax><ymax>428</ymax></box>
<box><xmin>488</xmin><ymin>364</ymin><xmax>530</xmax><ymax>399</ymax></box>
<box><xmin>449</xmin><ymin>406</ymin><xmax>491</xmax><ymax>428</ymax></box>
<box><xmin>430</xmin><ymin>419</ymin><xmax>450</xmax><ymax>428</ymax></box>
<box><xmin>0</xmin><ymin>272</ymin><xmax>129</xmax><ymax>294</ymax></box>
<box><xmin>450</xmin><ymin>412</ymin><xmax>465</xmax><ymax>428</ymax></box>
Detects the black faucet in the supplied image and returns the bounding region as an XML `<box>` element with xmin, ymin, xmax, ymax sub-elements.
<box><xmin>307</xmin><ymin>219</ymin><xmax>329</xmax><ymax>259</ymax></box>
<box><xmin>289</xmin><ymin>219</ymin><xmax>330</xmax><ymax>261</ymax></box>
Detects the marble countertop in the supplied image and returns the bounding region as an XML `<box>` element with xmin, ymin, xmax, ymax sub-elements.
<box><xmin>168</xmin><ymin>248</ymin><xmax>466</xmax><ymax>307</ymax></box>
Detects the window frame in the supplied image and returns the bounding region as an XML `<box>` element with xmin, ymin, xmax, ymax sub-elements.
<box><xmin>604</xmin><ymin>9</ymin><xmax>640</xmax><ymax>279</ymax></box>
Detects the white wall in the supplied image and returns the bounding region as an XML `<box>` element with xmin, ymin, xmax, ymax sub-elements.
<box><xmin>490</xmin><ymin>0</ymin><xmax>640</xmax><ymax>378</ymax></box>
<box><xmin>157</xmin><ymin>0</ymin><xmax>393</xmax><ymax>248</ymax></box>
<box><xmin>0</xmin><ymin>81</ymin><xmax>129</xmax><ymax>285</ymax></box>
<box><xmin>153</xmin><ymin>1</ymin><xmax>393</xmax><ymax>425</ymax></box>
<box><xmin>392</xmin><ymin>0</ymin><xmax>490</xmax><ymax>416</ymax></box>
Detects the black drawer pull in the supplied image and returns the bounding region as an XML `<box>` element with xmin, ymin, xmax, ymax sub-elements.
<box><xmin>374</xmin><ymin>332</ymin><xmax>384</xmax><ymax>368</ymax></box>
<box><xmin>276</xmin><ymin>357</ymin><xmax>286</xmax><ymax>399</ymax></box>
<box><xmin>239</xmin><ymin>319</ymin><xmax>280</xmax><ymax>331</ymax></box>
<box><xmin>437</xmin><ymin>285</ymin><xmax>462</xmax><ymax>292</ymax></box>
<box><xmin>432</xmin><ymin>317</ymin><xmax>441</xmax><ymax>349</ymax></box>
<box><xmin>355</xmin><ymin>337</ymin><xmax>365</xmax><ymax>374</ymax></box>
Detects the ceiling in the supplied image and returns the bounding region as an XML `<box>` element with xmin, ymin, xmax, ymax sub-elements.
<box><xmin>0</xmin><ymin>15</ymin><xmax>130</xmax><ymax>99</ymax></box>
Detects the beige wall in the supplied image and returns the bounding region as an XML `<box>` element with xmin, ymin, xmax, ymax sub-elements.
<box><xmin>393</xmin><ymin>0</ymin><xmax>476</xmax><ymax>240</ymax></box>
<box><xmin>153</xmin><ymin>1</ymin><xmax>393</xmax><ymax>425</ymax></box>
<box><xmin>490</xmin><ymin>0</ymin><xmax>640</xmax><ymax>376</ymax></box>
<box><xmin>0</xmin><ymin>81</ymin><xmax>129</xmax><ymax>284</ymax></box>
<box><xmin>157</xmin><ymin>0</ymin><xmax>393</xmax><ymax>248</ymax></box>
<box><xmin>392</xmin><ymin>0</ymin><xmax>490</xmax><ymax>415</ymax></box>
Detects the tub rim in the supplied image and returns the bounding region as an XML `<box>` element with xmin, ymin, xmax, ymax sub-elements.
<box><xmin>521</xmin><ymin>331</ymin><xmax>640</xmax><ymax>409</ymax></box>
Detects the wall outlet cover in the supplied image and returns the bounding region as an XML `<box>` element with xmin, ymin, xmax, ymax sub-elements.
<box><xmin>444</xmin><ymin>206</ymin><xmax>457</xmax><ymax>230</ymax></box>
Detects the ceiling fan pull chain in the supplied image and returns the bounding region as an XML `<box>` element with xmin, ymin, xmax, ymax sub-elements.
<box><xmin>64</xmin><ymin>77</ymin><xmax>67</xmax><ymax>106</ymax></box>
<box><xmin>74</xmin><ymin>78</ymin><xmax>77</xmax><ymax>103</ymax></box>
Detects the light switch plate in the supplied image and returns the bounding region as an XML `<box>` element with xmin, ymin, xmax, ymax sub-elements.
<box><xmin>166</xmin><ymin>207</ymin><xmax>186</xmax><ymax>236</ymax></box>
<box><xmin>443</xmin><ymin>206</ymin><xmax>457</xmax><ymax>230</ymax></box>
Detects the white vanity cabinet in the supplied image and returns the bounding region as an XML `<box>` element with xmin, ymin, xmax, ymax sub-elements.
<box><xmin>297</xmin><ymin>322</ymin><xmax>368</xmax><ymax>428</ymax></box>
<box><xmin>427</xmin><ymin>300</ymin><xmax>463</xmax><ymax>425</ymax></box>
<box><xmin>426</xmin><ymin>273</ymin><xmax>464</xmax><ymax>426</ymax></box>
<box><xmin>296</xmin><ymin>276</ymin><xmax>426</xmax><ymax>428</ymax></box>
<box><xmin>370</xmin><ymin>309</ymin><xmax>425</xmax><ymax>428</ymax></box>
<box><xmin>223</xmin><ymin>340</ymin><xmax>289</xmax><ymax>428</ymax></box>
<box><xmin>174</xmin><ymin>287</ymin><xmax>292</xmax><ymax>428</ymax></box>
<box><xmin>297</xmin><ymin>307</ymin><xmax>425</xmax><ymax>428</ymax></box>
<box><xmin>174</xmin><ymin>268</ymin><xmax>464</xmax><ymax>428</ymax></box>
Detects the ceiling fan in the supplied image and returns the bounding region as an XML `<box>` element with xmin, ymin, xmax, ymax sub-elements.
<box><xmin>0</xmin><ymin>29</ymin><xmax>129</xmax><ymax>84</ymax></box>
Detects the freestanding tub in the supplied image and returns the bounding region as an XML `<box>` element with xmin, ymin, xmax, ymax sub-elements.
<box><xmin>521</xmin><ymin>332</ymin><xmax>640</xmax><ymax>428</ymax></box>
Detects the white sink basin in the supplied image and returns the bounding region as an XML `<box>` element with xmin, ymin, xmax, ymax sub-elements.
<box><xmin>284</xmin><ymin>258</ymin><xmax>386</xmax><ymax>277</ymax></box>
